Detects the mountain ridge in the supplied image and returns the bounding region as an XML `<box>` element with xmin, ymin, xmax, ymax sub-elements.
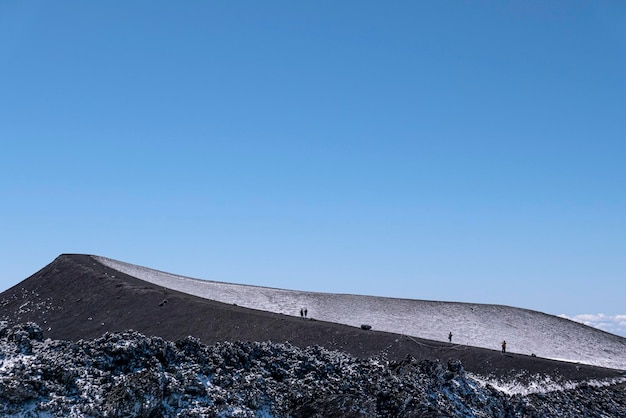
<box><xmin>96</xmin><ymin>254</ymin><xmax>626</xmax><ymax>370</ymax></box>
<box><xmin>0</xmin><ymin>254</ymin><xmax>623</xmax><ymax>383</ymax></box>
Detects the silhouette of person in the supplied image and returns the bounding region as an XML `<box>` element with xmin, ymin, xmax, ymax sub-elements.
<box><xmin>501</xmin><ymin>340</ymin><xmax>506</xmax><ymax>354</ymax></box>
<box><xmin>448</xmin><ymin>332</ymin><xmax>453</xmax><ymax>343</ymax></box>
<box><xmin>300</xmin><ymin>308</ymin><xmax>304</xmax><ymax>319</ymax></box>
<box><xmin>304</xmin><ymin>308</ymin><xmax>308</xmax><ymax>318</ymax></box>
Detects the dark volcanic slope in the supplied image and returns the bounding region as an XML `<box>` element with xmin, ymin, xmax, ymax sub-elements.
<box><xmin>0</xmin><ymin>254</ymin><xmax>622</xmax><ymax>382</ymax></box>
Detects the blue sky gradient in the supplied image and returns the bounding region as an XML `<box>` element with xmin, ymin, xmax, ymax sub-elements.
<box><xmin>1</xmin><ymin>1</ymin><xmax>625</xmax><ymax>333</ymax></box>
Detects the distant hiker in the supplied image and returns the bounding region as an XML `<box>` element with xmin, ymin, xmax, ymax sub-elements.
<box><xmin>300</xmin><ymin>308</ymin><xmax>304</xmax><ymax>319</ymax></box>
<box><xmin>448</xmin><ymin>332</ymin><xmax>453</xmax><ymax>343</ymax></box>
<box><xmin>501</xmin><ymin>340</ymin><xmax>506</xmax><ymax>354</ymax></box>
<box><xmin>304</xmin><ymin>308</ymin><xmax>308</xmax><ymax>318</ymax></box>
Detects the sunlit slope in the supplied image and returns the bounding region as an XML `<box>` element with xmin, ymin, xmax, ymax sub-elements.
<box><xmin>96</xmin><ymin>256</ymin><xmax>626</xmax><ymax>370</ymax></box>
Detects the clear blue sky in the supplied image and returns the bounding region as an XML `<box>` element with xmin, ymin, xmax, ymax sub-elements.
<box><xmin>1</xmin><ymin>1</ymin><xmax>625</xmax><ymax>333</ymax></box>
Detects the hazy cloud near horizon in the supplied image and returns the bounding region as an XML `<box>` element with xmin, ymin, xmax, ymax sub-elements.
<box><xmin>559</xmin><ymin>314</ymin><xmax>626</xmax><ymax>338</ymax></box>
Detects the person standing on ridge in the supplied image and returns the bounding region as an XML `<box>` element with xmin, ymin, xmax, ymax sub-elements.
<box><xmin>501</xmin><ymin>340</ymin><xmax>506</xmax><ymax>354</ymax></box>
<box><xmin>304</xmin><ymin>308</ymin><xmax>308</xmax><ymax>319</ymax></box>
<box><xmin>448</xmin><ymin>332</ymin><xmax>453</xmax><ymax>343</ymax></box>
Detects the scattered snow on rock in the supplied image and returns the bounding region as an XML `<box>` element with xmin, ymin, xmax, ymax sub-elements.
<box><xmin>1</xmin><ymin>322</ymin><xmax>625</xmax><ymax>417</ymax></box>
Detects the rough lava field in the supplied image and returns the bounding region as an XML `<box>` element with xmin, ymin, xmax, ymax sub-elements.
<box><xmin>0</xmin><ymin>254</ymin><xmax>624</xmax><ymax>417</ymax></box>
<box><xmin>0</xmin><ymin>322</ymin><xmax>625</xmax><ymax>417</ymax></box>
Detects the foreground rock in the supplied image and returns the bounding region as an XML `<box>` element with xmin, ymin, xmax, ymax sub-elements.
<box><xmin>0</xmin><ymin>323</ymin><xmax>624</xmax><ymax>417</ymax></box>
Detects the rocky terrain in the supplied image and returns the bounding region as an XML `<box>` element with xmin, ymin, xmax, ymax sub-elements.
<box><xmin>0</xmin><ymin>322</ymin><xmax>625</xmax><ymax>417</ymax></box>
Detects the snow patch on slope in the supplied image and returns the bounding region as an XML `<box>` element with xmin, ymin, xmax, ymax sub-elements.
<box><xmin>469</xmin><ymin>372</ymin><xmax>626</xmax><ymax>396</ymax></box>
<box><xmin>95</xmin><ymin>256</ymin><xmax>626</xmax><ymax>370</ymax></box>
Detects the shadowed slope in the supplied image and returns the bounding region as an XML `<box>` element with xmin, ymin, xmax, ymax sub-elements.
<box><xmin>0</xmin><ymin>254</ymin><xmax>622</xmax><ymax>382</ymax></box>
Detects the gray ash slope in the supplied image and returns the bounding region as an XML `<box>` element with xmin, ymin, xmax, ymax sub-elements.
<box><xmin>0</xmin><ymin>254</ymin><xmax>625</xmax><ymax>417</ymax></box>
<box><xmin>1</xmin><ymin>322</ymin><xmax>625</xmax><ymax>417</ymax></box>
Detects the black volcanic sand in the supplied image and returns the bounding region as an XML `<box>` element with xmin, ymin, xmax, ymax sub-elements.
<box><xmin>0</xmin><ymin>254</ymin><xmax>623</xmax><ymax>382</ymax></box>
